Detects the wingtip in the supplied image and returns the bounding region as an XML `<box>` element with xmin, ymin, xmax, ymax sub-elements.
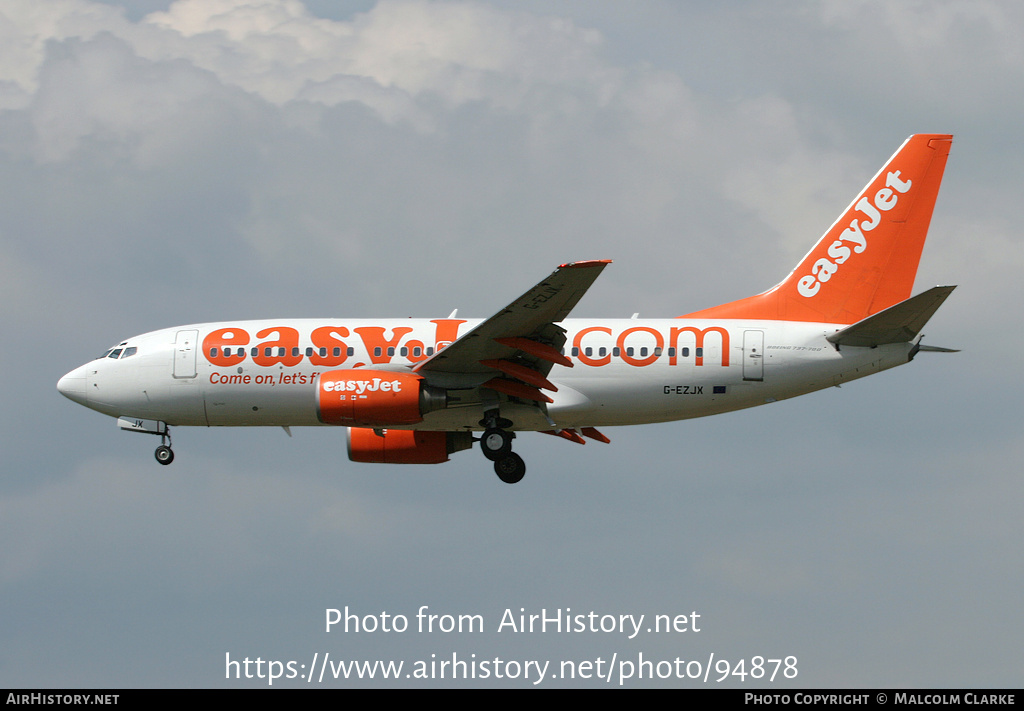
<box><xmin>558</xmin><ymin>259</ymin><xmax>613</xmax><ymax>269</ymax></box>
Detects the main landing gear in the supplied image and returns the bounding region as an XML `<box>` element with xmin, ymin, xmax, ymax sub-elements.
<box><xmin>479</xmin><ymin>412</ymin><xmax>525</xmax><ymax>484</ymax></box>
<box><xmin>492</xmin><ymin>452</ymin><xmax>526</xmax><ymax>484</ymax></box>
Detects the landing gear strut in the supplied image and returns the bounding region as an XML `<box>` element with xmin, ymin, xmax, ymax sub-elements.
<box><xmin>479</xmin><ymin>411</ymin><xmax>524</xmax><ymax>483</ymax></box>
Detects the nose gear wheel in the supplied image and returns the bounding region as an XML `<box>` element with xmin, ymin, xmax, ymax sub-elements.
<box><xmin>154</xmin><ymin>430</ymin><xmax>174</xmax><ymax>465</ymax></box>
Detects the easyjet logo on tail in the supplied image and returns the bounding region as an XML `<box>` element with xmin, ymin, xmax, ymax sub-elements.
<box><xmin>797</xmin><ymin>170</ymin><xmax>913</xmax><ymax>298</ymax></box>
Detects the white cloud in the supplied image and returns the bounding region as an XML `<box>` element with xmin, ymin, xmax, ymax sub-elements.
<box><xmin>0</xmin><ymin>0</ymin><xmax>136</xmax><ymax>107</ymax></box>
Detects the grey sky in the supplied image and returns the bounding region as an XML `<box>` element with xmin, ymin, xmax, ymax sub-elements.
<box><xmin>2</xmin><ymin>0</ymin><xmax>1021</xmax><ymax>687</ymax></box>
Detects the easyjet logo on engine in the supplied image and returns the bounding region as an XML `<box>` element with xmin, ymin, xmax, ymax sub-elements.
<box><xmin>797</xmin><ymin>170</ymin><xmax>913</xmax><ymax>298</ymax></box>
<box><xmin>322</xmin><ymin>378</ymin><xmax>403</xmax><ymax>394</ymax></box>
<box><xmin>317</xmin><ymin>370</ymin><xmax>427</xmax><ymax>426</ymax></box>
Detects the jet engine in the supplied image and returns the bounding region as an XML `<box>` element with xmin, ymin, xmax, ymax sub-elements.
<box><xmin>347</xmin><ymin>427</ymin><xmax>473</xmax><ymax>464</ymax></box>
<box><xmin>317</xmin><ymin>369</ymin><xmax>447</xmax><ymax>426</ymax></box>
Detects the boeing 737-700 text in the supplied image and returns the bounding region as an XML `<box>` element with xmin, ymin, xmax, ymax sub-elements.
<box><xmin>58</xmin><ymin>134</ymin><xmax>957</xmax><ymax>483</ymax></box>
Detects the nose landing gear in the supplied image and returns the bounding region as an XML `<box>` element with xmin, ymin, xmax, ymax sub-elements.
<box><xmin>116</xmin><ymin>418</ymin><xmax>176</xmax><ymax>466</ymax></box>
<box><xmin>154</xmin><ymin>431</ymin><xmax>174</xmax><ymax>465</ymax></box>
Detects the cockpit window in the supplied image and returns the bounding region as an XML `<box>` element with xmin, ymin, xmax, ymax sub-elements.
<box><xmin>98</xmin><ymin>341</ymin><xmax>130</xmax><ymax>360</ymax></box>
<box><xmin>121</xmin><ymin>347</ymin><xmax>137</xmax><ymax>358</ymax></box>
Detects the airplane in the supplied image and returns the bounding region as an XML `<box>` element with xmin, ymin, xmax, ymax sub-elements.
<box><xmin>58</xmin><ymin>134</ymin><xmax>956</xmax><ymax>484</ymax></box>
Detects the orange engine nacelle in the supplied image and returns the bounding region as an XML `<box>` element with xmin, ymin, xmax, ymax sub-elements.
<box><xmin>347</xmin><ymin>428</ymin><xmax>473</xmax><ymax>464</ymax></box>
<box><xmin>316</xmin><ymin>370</ymin><xmax>447</xmax><ymax>426</ymax></box>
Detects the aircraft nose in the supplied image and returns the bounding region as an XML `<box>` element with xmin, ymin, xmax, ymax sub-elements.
<box><xmin>57</xmin><ymin>365</ymin><xmax>89</xmax><ymax>406</ymax></box>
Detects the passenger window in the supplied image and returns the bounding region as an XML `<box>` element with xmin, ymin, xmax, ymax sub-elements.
<box><xmin>347</xmin><ymin>347</ymin><xmax>355</xmax><ymax>356</ymax></box>
<box><xmin>209</xmin><ymin>348</ymin><xmax>218</xmax><ymax>358</ymax></box>
<box><xmin>374</xmin><ymin>347</ymin><xmax>382</xmax><ymax>357</ymax></box>
<box><xmin>333</xmin><ymin>347</ymin><xmax>341</xmax><ymax>357</ymax></box>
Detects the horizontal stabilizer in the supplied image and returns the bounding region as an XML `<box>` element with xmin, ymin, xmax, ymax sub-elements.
<box><xmin>916</xmin><ymin>344</ymin><xmax>961</xmax><ymax>353</ymax></box>
<box><xmin>826</xmin><ymin>286</ymin><xmax>956</xmax><ymax>348</ymax></box>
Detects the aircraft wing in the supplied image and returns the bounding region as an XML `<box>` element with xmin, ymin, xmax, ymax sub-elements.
<box><xmin>414</xmin><ymin>261</ymin><xmax>610</xmax><ymax>390</ymax></box>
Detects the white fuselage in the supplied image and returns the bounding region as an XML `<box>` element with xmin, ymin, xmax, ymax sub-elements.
<box><xmin>57</xmin><ymin>317</ymin><xmax>913</xmax><ymax>432</ymax></box>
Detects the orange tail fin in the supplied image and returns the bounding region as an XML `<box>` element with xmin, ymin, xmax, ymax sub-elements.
<box><xmin>681</xmin><ymin>134</ymin><xmax>952</xmax><ymax>324</ymax></box>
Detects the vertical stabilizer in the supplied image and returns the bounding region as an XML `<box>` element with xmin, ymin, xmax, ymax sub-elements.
<box><xmin>681</xmin><ymin>134</ymin><xmax>952</xmax><ymax>324</ymax></box>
